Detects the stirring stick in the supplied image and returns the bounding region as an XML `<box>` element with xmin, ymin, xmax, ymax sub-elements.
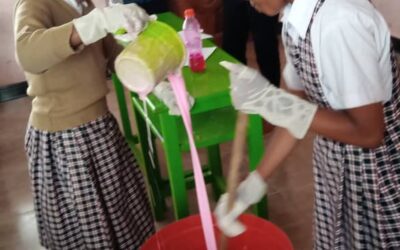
<box><xmin>219</xmin><ymin>112</ymin><xmax>249</xmax><ymax>250</ymax></box>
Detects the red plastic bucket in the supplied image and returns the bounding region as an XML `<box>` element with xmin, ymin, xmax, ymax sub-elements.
<box><xmin>141</xmin><ymin>214</ymin><xmax>293</xmax><ymax>250</ymax></box>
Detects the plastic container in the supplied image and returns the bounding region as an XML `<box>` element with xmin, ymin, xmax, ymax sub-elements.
<box><xmin>115</xmin><ymin>21</ymin><xmax>186</xmax><ymax>99</ymax></box>
<box><xmin>182</xmin><ymin>9</ymin><xmax>206</xmax><ymax>73</ymax></box>
<box><xmin>141</xmin><ymin>214</ymin><xmax>294</xmax><ymax>250</ymax></box>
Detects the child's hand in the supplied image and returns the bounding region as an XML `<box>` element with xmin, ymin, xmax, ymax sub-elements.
<box><xmin>220</xmin><ymin>61</ymin><xmax>318</xmax><ymax>139</ymax></box>
<box><xmin>220</xmin><ymin>61</ymin><xmax>275</xmax><ymax>113</ymax></box>
<box><xmin>153</xmin><ymin>81</ymin><xmax>195</xmax><ymax>116</ymax></box>
<box><xmin>215</xmin><ymin>171</ymin><xmax>267</xmax><ymax>237</ymax></box>
<box><xmin>73</xmin><ymin>3</ymin><xmax>150</xmax><ymax>45</ymax></box>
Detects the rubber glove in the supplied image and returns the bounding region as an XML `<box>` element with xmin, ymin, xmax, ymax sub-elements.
<box><xmin>220</xmin><ymin>61</ymin><xmax>317</xmax><ymax>139</ymax></box>
<box><xmin>215</xmin><ymin>171</ymin><xmax>267</xmax><ymax>237</ymax></box>
<box><xmin>153</xmin><ymin>81</ymin><xmax>195</xmax><ymax>115</ymax></box>
<box><xmin>73</xmin><ymin>3</ymin><xmax>150</xmax><ymax>45</ymax></box>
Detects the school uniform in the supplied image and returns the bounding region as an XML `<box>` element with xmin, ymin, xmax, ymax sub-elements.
<box><xmin>14</xmin><ymin>0</ymin><xmax>154</xmax><ymax>249</ymax></box>
<box><xmin>282</xmin><ymin>0</ymin><xmax>400</xmax><ymax>248</ymax></box>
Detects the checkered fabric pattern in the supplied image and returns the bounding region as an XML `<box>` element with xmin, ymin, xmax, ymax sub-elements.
<box><xmin>283</xmin><ymin>0</ymin><xmax>400</xmax><ymax>249</ymax></box>
<box><xmin>25</xmin><ymin>113</ymin><xmax>155</xmax><ymax>250</ymax></box>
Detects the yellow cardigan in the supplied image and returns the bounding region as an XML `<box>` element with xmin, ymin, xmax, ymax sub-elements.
<box><xmin>14</xmin><ymin>0</ymin><xmax>123</xmax><ymax>131</ymax></box>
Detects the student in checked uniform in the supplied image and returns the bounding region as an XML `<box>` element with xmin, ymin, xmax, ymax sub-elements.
<box><xmin>14</xmin><ymin>0</ymin><xmax>154</xmax><ymax>249</ymax></box>
<box><xmin>215</xmin><ymin>0</ymin><xmax>400</xmax><ymax>249</ymax></box>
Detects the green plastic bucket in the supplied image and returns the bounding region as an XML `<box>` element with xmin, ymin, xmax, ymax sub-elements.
<box><xmin>115</xmin><ymin>21</ymin><xmax>186</xmax><ymax>98</ymax></box>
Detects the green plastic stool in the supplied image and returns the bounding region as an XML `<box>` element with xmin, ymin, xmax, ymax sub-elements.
<box><xmin>112</xmin><ymin>12</ymin><xmax>268</xmax><ymax>221</ymax></box>
<box><xmin>113</xmin><ymin>74</ymin><xmax>233</xmax><ymax>221</ymax></box>
<box><xmin>113</xmin><ymin>73</ymin><xmax>267</xmax><ymax>221</ymax></box>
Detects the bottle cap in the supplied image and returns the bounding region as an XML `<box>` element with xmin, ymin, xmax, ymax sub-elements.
<box><xmin>184</xmin><ymin>9</ymin><xmax>195</xmax><ymax>18</ymax></box>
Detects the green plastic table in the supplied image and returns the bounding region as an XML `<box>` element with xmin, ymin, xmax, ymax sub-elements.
<box><xmin>112</xmin><ymin>12</ymin><xmax>267</xmax><ymax>220</ymax></box>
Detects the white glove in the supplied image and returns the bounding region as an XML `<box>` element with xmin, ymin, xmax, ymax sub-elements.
<box><xmin>220</xmin><ymin>61</ymin><xmax>317</xmax><ymax>139</ymax></box>
<box><xmin>73</xmin><ymin>3</ymin><xmax>150</xmax><ymax>45</ymax></box>
<box><xmin>215</xmin><ymin>171</ymin><xmax>267</xmax><ymax>237</ymax></box>
<box><xmin>153</xmin><ymin>81</ymin><xmax>195</xmax><ymax>115</ymax></box>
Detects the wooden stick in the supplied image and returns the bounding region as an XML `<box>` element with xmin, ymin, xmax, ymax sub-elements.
<box><xmin>219</xmin><ymin>112</ymin><xmax>249</xmax><ymax>250</ymax></box>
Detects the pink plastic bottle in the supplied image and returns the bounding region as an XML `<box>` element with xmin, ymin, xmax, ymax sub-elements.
<box><xmin>182</xmin><ymin>9</ymin><xmax>206</xmax><ymax>73</ymax></box>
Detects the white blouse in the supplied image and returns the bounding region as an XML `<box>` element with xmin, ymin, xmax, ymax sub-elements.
<box><xmin>282</xmin><ymin>0</ymin><xmax>393</xmax><ymax>110</ymax></box>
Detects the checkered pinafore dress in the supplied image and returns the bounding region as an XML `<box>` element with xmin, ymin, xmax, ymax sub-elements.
<box><xmin>284</xmin><ymin>1</ymin><xmax>400</xmax><ymax>249</ymax></box>
<box><xmin>25</xmin><ymin>113</ymin><xmax>155</xmax><ymax>249</ymax></box>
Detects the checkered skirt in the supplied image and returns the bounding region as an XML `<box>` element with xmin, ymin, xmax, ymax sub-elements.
<box><xmin>284</xmin><ymin>1</ymin><xmax>400</xmax><ymax>249</ymax></box>
<box><xmin>25</xmin><ymin>113</ymin><xmax>154</xmax><ymax>250</ymax></box>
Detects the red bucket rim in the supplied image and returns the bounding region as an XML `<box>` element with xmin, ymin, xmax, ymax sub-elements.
<box><xmin>141</xmin><ymin>214</ymin><xmax>294</xmax><ymax>250</ymax></box>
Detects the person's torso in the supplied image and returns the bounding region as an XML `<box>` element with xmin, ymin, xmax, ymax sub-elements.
<box><xmin>284</xmin><ymin>0</ymin><xmax>400</xmax><ymax>150</ymax></box>
<box><xmin>23</xmin><ymin>0</ymin><xmax>110</xmax><ymax>131</ymax></box>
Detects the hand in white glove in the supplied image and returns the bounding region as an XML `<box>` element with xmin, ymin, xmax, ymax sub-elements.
<box><xmin>73</xmin><ymin>3</ymin><xmax>150</xmax><ymax>45</ymax></box>
<box><xmin>153</xmin><ymin>81</ymin><xmax>195</xmax><ymax>115</ymax></box>
<box><xmin>215</xmin><ymin>171</ymin><xmax>267</xmax><ymax>237</ymax></box>
<box><xmin>220</xmin><ymin>61</ymin><xmax>317</xmax><ymax>139</ymax></box>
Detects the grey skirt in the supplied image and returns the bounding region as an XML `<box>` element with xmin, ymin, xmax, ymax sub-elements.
<box><xmin>25</xmin><ymin>113</ymin><xmax>154</xmax><ymax>250</ymax></box>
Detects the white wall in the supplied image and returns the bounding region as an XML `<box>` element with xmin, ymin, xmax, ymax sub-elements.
<box><xmin>0</xmin><ymin>0</ymin><xmax>26</xmax><ymax>85</ymax></box>
<box><xmin>372</xmin><ymin>0</ymin><xmax>400</xmax><ymax>38</ymax></box>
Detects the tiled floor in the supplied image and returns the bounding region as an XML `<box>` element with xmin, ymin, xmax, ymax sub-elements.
<box><xmin>0</xmin><ymin>1</ymin><xmax>315</xmax><ymax>250</ymax></box>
